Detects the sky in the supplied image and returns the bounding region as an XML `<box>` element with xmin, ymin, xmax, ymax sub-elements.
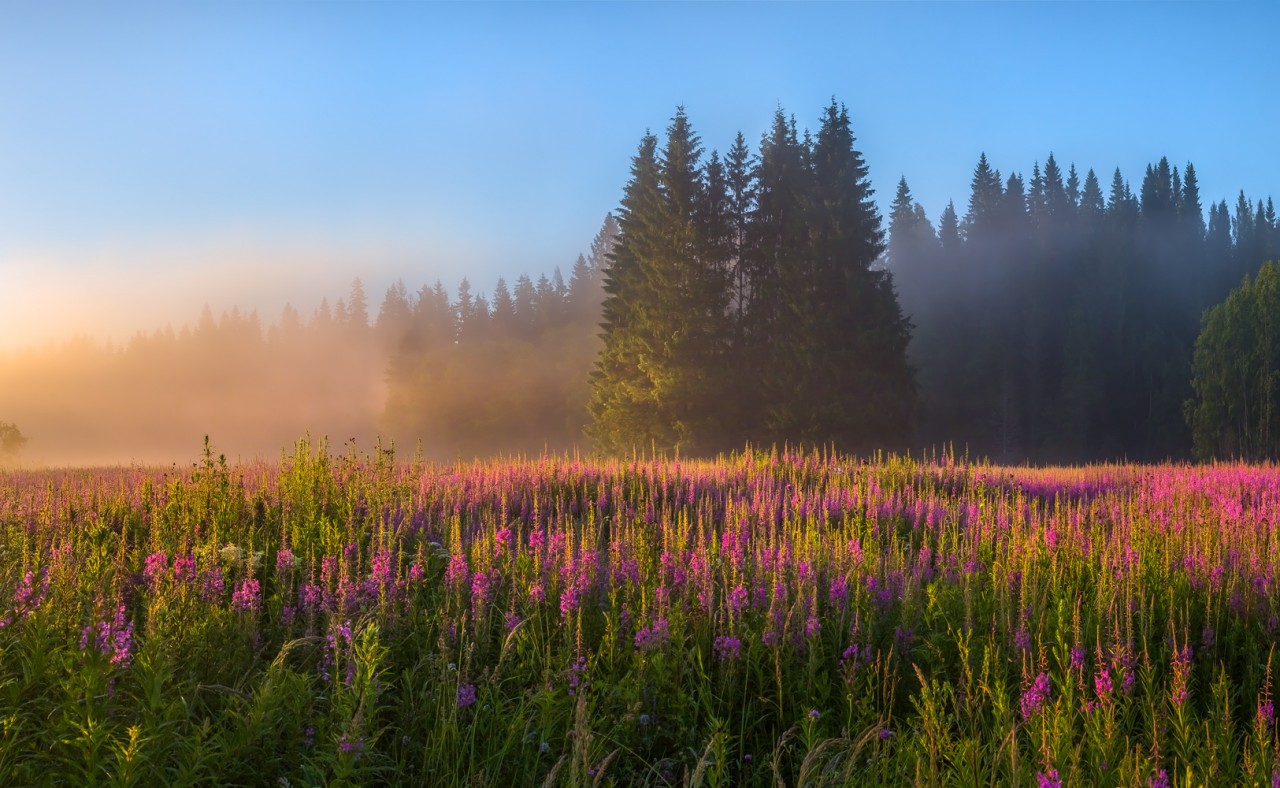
<box><xmin>2</xmin><ymin>1</ymin><xmax>1278</xmax><ymax>351</ymax></box>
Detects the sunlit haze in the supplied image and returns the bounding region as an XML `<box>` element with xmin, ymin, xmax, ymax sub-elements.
<box><xmin>1</xmin><ymin>1</ymin><xmax>1277</xmax><ymax>464</ymax></box>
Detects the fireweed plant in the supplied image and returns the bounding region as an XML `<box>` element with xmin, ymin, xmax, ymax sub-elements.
<box><xmin>1</xmin><ymin>438</ymin><xmax>1279</xmax><ymax>785</ymax></box>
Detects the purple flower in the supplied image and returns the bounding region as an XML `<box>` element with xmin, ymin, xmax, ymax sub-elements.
<box><xmin>714</xmin><ymin>635</ymin><xmax>742</xmax><ymax>662</ymax></box>
<box><xmin>634</xmin><ymin>618</ymin><xmax>670</xmax><ymax>654</ymax></box>
<box><xmin>494</xmin><ymin>527</ymin><xmax>512</xmax><ymax>558</ymax></box>
<box><xmin>3</xmin><ymin>569</ymin><xmax>49</xmax><ymax>627</ymax></box>
<box><xmin>457</xmin><ymin>683</ymin><xmax>477</xmax><ymax>709</ymax></box>
<box><xmin>827</xmin><ymin>575</ymin><xmax>848</xmax><ymax>607</ymax></box>
<box><xmin>566</xmin><ymin>656</ymin><xmax>588</xmax><ymax>697</ymax></box>
<box><xmin>1258</xmin><ymin>697</ymin><xmax>1275</xmax><ymax>730</ymax></box>
<box><xmin>1201</xmin><ymin>624</ymin><xmax>1215</xmax><ymax>650</ymax></box>
<box><xmin>1037</xmin><ymin>769</ymin><xmax>1061</xmax><ymax>788</ymax></box>
<box><xmin>1014</xmin><ymin>627</ymin><xmax>1033</xmax><ymax>654</ymax></box>
<box><xmin>276</xmin><ymin>548</ymin><xmax>295</xmax><ymax>575</ymax></box>
<box><xmin>338</xmin><ymin>733</ymin><xmax>364</xmax><ymax>758</ymax></box>
<box><xmin>470</xmin><ymin>571</ymin><xmax>491</xmax><ymax>612</ymax></box>
<box><xmin>878</xmin><ymin>728</ymin><xmax>893</xmax><ymax>740</ymax></box>
<box><xmin>1020</xmin><ymin>672</ymin><xmax>1052</xmax><ymax>720</ymax></box>
<box><xmin>807</xmin><ymin>709</ymin><xmax>820</xmax><ymax>721</ymax></box>
<box><xmin>444</xmin><ymin>553</ymin><xmax>469</xmax><ymax>590</ymax></box>
<box><xmin>173</xmin><ymin>554</ymin><xmax>195</xmax><ymax>584</ymax></box>
<box><xmin>300</xmin><ymin>582</ymin><xmax>323</xmax><ymax>614</ymax></box>
<box><xmin>1148</xmin><ymin>769</ymin><xmax>1170</xmax><ymax>788</ymax></box>
<box><xmin>1093</xmin><ymin>667</ymin><xmax>1113</xmax><ymax>709</ymax></box>
<box><xmin>143</xmin><ymin>551</ymin><xmax>168</xmax><ymax>592</ymax></box>
<box><xmin>1170</xmin><ymin>645</ymin><xmax>1192</xmax><ymax>707</ymax></box>
<box><xmin>198</xmin><ymin>567</ymin><xmax>225</xmax><ymax>603</ymax></box>
<box><xmin>231</xmin><ymin>577</ymin><xmax>261</xmax><ymax>614</ymax></box>
<box><xmin>80</xmin><ymin>603</ymin><xmax>133</xmax><ymax>669</ymax></box>
<box><xmin>504</xmin><ymin>612</ymin><xmax>522</xmax><ymax>634</ymax></box>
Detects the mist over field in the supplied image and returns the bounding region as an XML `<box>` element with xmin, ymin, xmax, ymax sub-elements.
<box><xmin>3</xmin><ymin>3</ymin><xmax>1279</xmax><ymax>467</ymax></box>
<box><xmin>0</xmin><ymin>221</ymin><xmax>615</xmax><ymax>466</ymax></box>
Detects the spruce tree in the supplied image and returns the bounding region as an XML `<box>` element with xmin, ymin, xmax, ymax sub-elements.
<box><xmin>773</xmin><ymin>100</ymin><xmax>914</xmax><ymax>447</ymax></box>
<box><xmin>589</xmin><ymin>110</ymin><xmax>731</xmax><ymax>453</ymax></box>
<box><xmin>1079</xmin><ymin>169</ymin><xmax>1105</xmax><ymax>223</ymax></box>
<box><xmin>963</xmin><ymin>153</ymin><xmax>1003</xmax><ymax>242</ymax></box>
<box><xmin>938</xmin><ymin>201</ymin><xmax>962</xmax><ymax>255</ymax></box>
<box><xmin>588</xmin><ymin>133</ymin><xmax>663</xmax><ymax>452</ymax></box>
<box><xmin>725</xmin><ymin>131</ymin><xmax>755</xmax><ymax>327</ymax></box>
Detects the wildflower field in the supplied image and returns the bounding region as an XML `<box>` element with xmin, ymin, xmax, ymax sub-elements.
<box><xmin>2</xmin><ymin>441</ymin><xmax>1279</xmax><ymax>786</ymax></box>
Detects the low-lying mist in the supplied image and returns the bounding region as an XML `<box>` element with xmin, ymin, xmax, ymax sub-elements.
<box><xmin>0</xmin><ymin>219</ymin><xmax>617</xmax><ymax>468</ymax></box>
<box><xmin>0</xmin><ymin>311</ymin><xmax>384</xmax><ymax>467</ymax></box>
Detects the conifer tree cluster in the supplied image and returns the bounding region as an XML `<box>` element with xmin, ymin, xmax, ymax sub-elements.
<box><xmin>7</xmin><ymin>117</ymin><xmax>1280</xmax><ymax>464</ymax></box>
<box><xmin>588</xmin><ymin>103</ymin><xmax>916</xmax><ymax>454</ymax></box>
<box><xmin>380</xmin><ymin>216</ymin><xmax>617</xmax><ymax>456</ymax></box>
<box><xmin>890</xmin><ymin>154</ymin><xmax>1280</xmax><ymax>462</ymax></box>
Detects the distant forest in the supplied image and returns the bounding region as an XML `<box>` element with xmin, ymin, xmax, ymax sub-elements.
<box><xmin>2</xmin><ymin>103</ymin><xmax>1278</xmax><ymax>464</ymax></box>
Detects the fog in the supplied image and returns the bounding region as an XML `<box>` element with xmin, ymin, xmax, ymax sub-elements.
<box><xmin>0</xmin><ymin>304</ymin><xmax>383</xmax><ymax>466</ymax></box>
<box><xmin>888</xmin><ymin>154</ymin><xmax>1279</xmax><ymax>463</ymax></box>
<box><xmin>0</xmin><ymin>219</ymin><xmax>617</xmax><ymax>467</ymax></box>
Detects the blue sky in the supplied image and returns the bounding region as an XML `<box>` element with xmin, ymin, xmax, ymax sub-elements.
<box><xmin>2</xmin><ymin>1</ymin><xmax>1277</xmax><ymax>349</ymax></box>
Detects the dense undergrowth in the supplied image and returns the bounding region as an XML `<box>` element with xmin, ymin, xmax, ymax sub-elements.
<box><xmin>1</xmin><ymin>440</ymin><xmax>1279</xmax><ymax>786</ymax></box>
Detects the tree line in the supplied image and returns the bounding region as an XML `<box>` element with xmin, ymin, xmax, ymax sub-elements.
<box><xmin>588</xmin><ymin>103</ymin><xmax>912</xmax><ymax>455</ymax></box>
<box><xmin>890</xmin><ymin>153</ymin><xmax>1278</xmax><ymax>462</ymax></box>
<box><xmin>0</xmin><ymin>221</ymin><xmax>617</xmax><ymax>463</ymax></box>
<box><xmin>4</xmin><ymin>100</ymin><xmax>1279</xmax><ymax>464</ymax></box>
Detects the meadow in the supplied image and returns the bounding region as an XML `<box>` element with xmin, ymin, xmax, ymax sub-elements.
<box><xmin>1</xmin><ymin>440</ymin><xmax>1278</xmax><ymax>786</ymax></box>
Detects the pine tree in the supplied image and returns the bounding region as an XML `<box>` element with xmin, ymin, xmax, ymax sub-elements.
<box><xmin>1028</xmin><ymin>162</ymin><xmax>1046</xmax><ymax>226</ymax></box>
<box><xmin>725</xmin><ymin>131</ymin><xmax>755</xmax><ymax>326</ymax></box>
<box><xmin>1181</xmin><ymin>162</ymin><xmax>1206</xmax><ymax>240</ymax></box>
<box><xmin>587</xmin><ymin>214</ymin><xmax>621</xmax><ymax>276</ymax></box>
<box><xmin>490</xmin><ymin>277</ymin><xmax>517</xmax><ymax>337</ymax></box>
<box><xmin>963</xmin><ymin>152</ymin><xmax>1003</xmax><ymax>242</ymax></box>
<box><xmin>346</xmin><ymin>278</ymin><xmax>369</xmax><ymax>330</ymax></box>
<box><xmin>454</xmin><ymin>279</ymin><xmax>474</xmax><ymax>343</ymax></box>
<box><xmin>1079</xmin><ymin>169</ymin><xmax>1105</xmax><ymax>224</ymax></box>
<box><xmin>776</xmin><ymin>100</ymin><xmax>914</xmax><ymax>446</ymax></box>
<box><xmin>588</xmin><ymin>137</ymin><xmax>664</xmax><ymax>452</ymax></box>
<box><xmin>1000</xmin><ymin>174</ymin><xmax>1029</xmax><ymax>231</ymax></box>
<box><xmin>938</xmin><ymin>200</ymin><xmax>962</xmax><ymax>256</ymax></box>
<box><xmin>566</xmin><ymin>255</ymin><xmax>594</xmax><ymax>323</ymax></box>
<box><xmin>888</xmin><ymin>177</ymin><xmax>921</xmax><ymax>270</ymax></box>
<box><xmin>375</xmin><ymin>280</ymin><xmax>413</xmax><ymax>350</ymax></box>
<box><xmin>1042</xmin><ymin>153</ymin><xmax>1069</xmax><ymax>219</ymax></box>
<box><xmin>513</xmin><ymin>274</ymin><xmax>537</xmax><ymax>334</ymax></box>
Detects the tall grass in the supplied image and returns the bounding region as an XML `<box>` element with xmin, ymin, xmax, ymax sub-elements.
<box><xmin>1</xmin><ymin>439</ymin><xmax>1278</xmax><ymax>785</ymax></box>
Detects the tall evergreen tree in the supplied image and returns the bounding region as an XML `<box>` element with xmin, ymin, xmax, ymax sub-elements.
<box><xmin>490</xmin><ymin>277</ymin><xmax>517</xmax><ymax>337</ymax></box>
<box><xmin>938</xmin><ymin>201</ymin><xmax>962</xmax><ymax>256</ymax></box>
<box><xmin>1079</xmin><ymin>169</ymin><xmax>1105</xmax><ymax>224</ymax></box>
<box><xmin>794</xmin><ymin>100</ymin><xmax>914</xmax><ymax>446</ymax></box>
<box><xmin>963</xmin><ymin>153</ymin><xmax>1003</xmax><ymax>242</ymax></box>
<box><xmin>725</xmin><ymin>131</ymin><xmax>756</xmax><ymax>326</ymax></box>
<box><xmin>588</xmin><ymin>133</ymin><xmax>663</xmax><ymax>452</ymax></box>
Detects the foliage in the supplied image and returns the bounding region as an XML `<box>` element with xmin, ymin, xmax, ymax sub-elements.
<box><xmin>0</xmin><ymin>421</ymin><xmax>25</xmax><ymax>458</ymax></box>
<box><xmin>1186</xmin><ymin>261</ymin><xmax>1280</xmax><ymax>460</ymax></box>
<box><xmin>590</xmin><ymin>101</ymin><xmax>916</xmax><ymax>455</ymax></box>
<box><xmin>890</xmin><ymin>154</ymin><xmax>1280</xmax><ymax>464</ymax></box>
<box><xmin>2</xmin><ymin>439</ymin><xmax>1280</xmax><ymax>785</ymax></box>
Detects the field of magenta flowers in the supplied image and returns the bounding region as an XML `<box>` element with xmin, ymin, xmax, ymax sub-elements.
<box><xmin>2</xmin><ymin>440</ymin><xmax>1279</xmax><ymax>786</ymax></box>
